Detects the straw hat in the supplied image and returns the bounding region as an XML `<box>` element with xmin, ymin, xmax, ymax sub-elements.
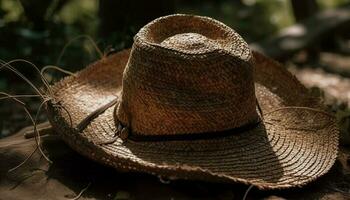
<box><xmin>46</xmin><ymin>14</ymin><xmax>339</xmax><ymax>189</ymax></box>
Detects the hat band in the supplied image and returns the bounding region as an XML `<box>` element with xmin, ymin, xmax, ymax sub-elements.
<box><xmin>76</xmin><ymin>97</ymin><xmax>261</xmax><ymax>142</ymax></box>
<box><xmin>118</xmin><ymin>118</ymin><xmax>261</xmax><ymax>142</ymax></box>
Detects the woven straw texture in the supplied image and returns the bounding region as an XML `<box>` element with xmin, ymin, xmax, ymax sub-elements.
<box><xmin>117</xmin><ymin>15</ymin><xmax>257</xmax><ymax>136</ymax></box>
<box><xmin>46</xmin><ymin>15</ymin><xmax>338</xmax><ymax>189</ymax></box>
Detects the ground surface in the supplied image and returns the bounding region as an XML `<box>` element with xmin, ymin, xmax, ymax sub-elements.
<box><xmin>0</xmin><ymin>130</ymin><xmax>349</xmax><ymax>200</ymax></box>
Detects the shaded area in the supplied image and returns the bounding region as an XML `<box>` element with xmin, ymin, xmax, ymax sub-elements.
<box><xmin>251</xmin><ymin>4</ymin><xmax>350</xmax><ymax>60</ymax></box>
<box><xmin>0</xmin><ymin>0</ymin><xmax>291</xmax><ymax>73</ymax></box>
<box><xmin>0</xmin><ymin>0</ymin><xmax>294</xmax><ymax>139</ymax></box>
<box><xmin>1</xmin><ymin>0</ymin><xmax>349</xmax><ymax>139</ymax></box>
<box><xmin>0</xmin><ymin>131</ymin><xmax>349</xmax><ymax>200</ymax></box>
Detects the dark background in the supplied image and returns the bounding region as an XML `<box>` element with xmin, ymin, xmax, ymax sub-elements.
<box><xmin>2</xmin><ymin>1</ymin><xmax>350</xmax><ymax>199</ymax></box>
<box><xmin>0</xmin><ymin>0</ymin><xmax>349</xmax><ymax>138</ymax></box>
<box><xmin>0</xmin><ymin>0</ymin><xmax>345</xmax><ymax>74</ymax></box>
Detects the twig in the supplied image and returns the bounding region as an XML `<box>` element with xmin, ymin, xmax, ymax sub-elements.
<box><xmin>21</xmin><ymin>121</ymin><xmax>53</xmax><ymax>139</ymax></box>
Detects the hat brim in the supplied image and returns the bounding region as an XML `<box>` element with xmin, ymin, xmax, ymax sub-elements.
<box><xmin>47</xmin><ymin>49</ymin><xmax>338</xmax><ymax>189</ymax></box>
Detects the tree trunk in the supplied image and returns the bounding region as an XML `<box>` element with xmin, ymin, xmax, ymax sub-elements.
<box><xmin>291</xmin><ymin>0</ymin><xmax>319</xmax><ymax>22</ymax></box>
<box><xmin>98</xmin><ymin>0</ymin><xmax>175</xmax><ymax>38</ymax></box>
<box><xmin>290</xmin><ymin>0</ymin><xmax>320</xmax><ymax>61</ymax></box>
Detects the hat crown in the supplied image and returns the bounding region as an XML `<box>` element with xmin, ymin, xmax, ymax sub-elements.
<box><xmin>116</xmin><ymin>14</ymin><xmax>259</xmax><ymax>136</ymax></box>
<box><xmin>160</xmin><ymin>33</ymin><xmax>216</xmax><ymax>52</ymax></box>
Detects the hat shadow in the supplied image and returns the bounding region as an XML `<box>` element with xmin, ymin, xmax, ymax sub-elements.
<box><xmin>31</xmin><ymin>131</ymin><xmax>341</xmax><ymax>200</ymax></box>
<box><xmin>125</xmin><ymin>122</ymin><xmax>285</xmax><ymax>185</ymax></box>
<box><xmin>39</xmin><ymin>136</ymin><xmax>253</xmax><ymax>199</ymax></box>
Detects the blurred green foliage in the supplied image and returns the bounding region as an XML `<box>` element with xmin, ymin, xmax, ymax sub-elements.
<box><xmin>0</xmin><ymin>0</ymin><xmax>347</xmax><ymax>91</ymax></box>
<box><xmin>180</xmin><ymin>0</ymin><xmax>294</xmax><ymax>42</ymax></box>
<box><xmin>0</xmin><ymin>0</ymin><xmax>348</xmax><ymax>138</ymax></box>
<box><xmin>0</xmin><ymin>0</ymin><xmax>99</xmax><ymax>69</ymax></box>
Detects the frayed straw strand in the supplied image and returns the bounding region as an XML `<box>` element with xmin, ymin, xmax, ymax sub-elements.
<box><xmin>242</xmin><ymin>185</ymin><xmax>253</xmax><ymax>200</ymax></box>
<box><xmin>0</xmin><ymin>92</ymin><xmax>52</xmax><ymax>170</ymax></box>
<box><xmin>56</xmin><ymin>35</ymin><xmax>103</xmax><ymax>66</ymax></box>
<box><xmin>0</xmin><ymin>60</ymin><xmax>46</xmax><ymax>99</ymax></box>
<box><xmin>67</xmin><ymin>182</ymin><xmax>91</xmax><ymax>200</ymax></box>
